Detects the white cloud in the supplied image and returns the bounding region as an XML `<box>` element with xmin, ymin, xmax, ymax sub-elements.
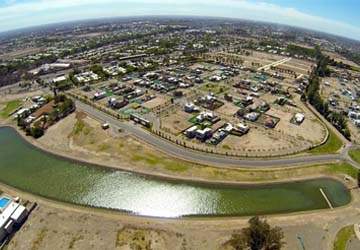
<box><xmin>0</xmin><ymin>0</ymin><xmax>359</xmax><ymax>40</ymax></box>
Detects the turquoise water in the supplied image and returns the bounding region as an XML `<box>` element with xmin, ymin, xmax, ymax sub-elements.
<box><xmin>0</xmin><ymin>197</ymin><xmax>10</xmax><ymax>208</ymax></box>
<box><xmin>0</xmin><ymin>126</ymin><xmax>351</xmax><ymax>218</ymax></box>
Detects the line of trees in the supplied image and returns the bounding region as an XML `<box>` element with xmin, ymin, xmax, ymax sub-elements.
<box><xmin>286</xmin><ymin>44</ymin><xmax>317</xmax><ymax>58</ymax></box>
<box><xmin>304</xmin><ymin>48</ymin><xmax>351</xmax><ymax>139</ymax></box>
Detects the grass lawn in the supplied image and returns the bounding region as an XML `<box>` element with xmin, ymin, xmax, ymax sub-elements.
<box><xmin>325</xmin><ymin>162</ymin><xmax>358</xmax><ymax>179</ymax></box>
<box><xmin>350</xmin><ymin>66</ymin><xmax>360</xmax><ymax>72</ymax></box>
<box><xmin>308</xmin><ymin>129</ymin><xmax>343</xmax><ymax>155</ymax></box>
<box><xmin>349</xmin><ymin>149</ymin><xmax>360</xmax><ymax>164</ymax></box>
<box><xmin>333</xmin><ymin>226</ymin><xmax>354</xmax><ymax>250</ymax></box>
<box><xmin>198</xmin><ymin>83</ymin><xmax>228</xmax><ymax>94</ymax></box>
<box><xmin>0</xmin><ymin>100</ymin><xmax>21</xmax><ymax>119</ymax></box>
<box><xmin>132</xmin><ymin>154</ymin><xmax>190</xmax><ymax>172</ymax></box>
<box><xmin>132</xmin><ymin>154</ymin><xmax>358</xmax><ymax>180</ymax></box>
<box><xmin>72</xmin><ymin>113</ymin><xmax>90</xmax><ymax>136</ymax></box>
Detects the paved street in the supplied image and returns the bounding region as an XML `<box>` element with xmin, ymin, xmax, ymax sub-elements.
<box><xmin>76</xmin><ymin>101</ymin><xmax>360</xmax><ymax>169</ymax></box>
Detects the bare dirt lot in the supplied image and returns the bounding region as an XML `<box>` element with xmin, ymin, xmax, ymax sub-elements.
<box><xmin>221</xmin><ymin>51</ymin><xmax>286</xmax><ymax>69</ymax></box>
<box><xmin>216</xmin><ymin>102</ymin><xmax>239</xmax><ymax>116</ymax></box>
<box><xmin>7</xmin><ymin>204</ymin><xmax>190</xmax><ymax>250</ymax></box>
<box><xmin>267</xmin><ymin>107</ymin><xmax>325</xmax><ymax>143</ymax></box>
<box><xmin>142</xmin><ymin>97</ymin><xmax>168</xmax><ymax>109</ymax></box>
<box><xmin>221</xmin><ymin>127</ymin><xmax>297</xmax><ymax>154</ymax></box>
<box><xmin>161</xmin><ymin>110</ymin><xmax>194</xmax><ymax>134</ymax></box>
<box><xmin>324</xmin><ymin>51</ymin><xmax>360</xmax><ymax>67</ymax></box>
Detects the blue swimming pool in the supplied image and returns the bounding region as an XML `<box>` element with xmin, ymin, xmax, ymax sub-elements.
<box><xmin>0</xmin><ymin>197</ymin><xmax>10</xmax><ymax>209</ymax></box>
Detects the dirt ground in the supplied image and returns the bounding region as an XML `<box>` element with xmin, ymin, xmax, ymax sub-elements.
<box><xmin>216</xmin><ymin>102</ymin><xmax>239</xmax><ymax>116</ymax></box>
<box><xmin>6</xmin><ymin>204</ymin><xmax>192</xmax><ymax>250</ymax></box>
<box><xmin>267</xmin><ymin>107</ymin><xmax>325</xmax><ymax>143</ymax></box>
<box><xmin>216</xmin><ymin>51</ymin><xmax>313</xmax><ymax>77</ymax></box>
<box><xmin>161</xmin><ymin>110</ymin><xmax>194</xmax><ymax>134</ymax></box>
<box><xmin>286</xmin><ymin>58</ymin><xmax>314</xmax><ymax>68</ymax></box>
<box><xmin>324</xmin><ymin>51</ymin><xmax>360</xmax><ymax>67</ymax></box>
<box><xmin>37</xmin><ymin>113</ymin><xmax>77</xmax><ymax>151</ymax></box>
<box><xmin>221</xmin><ymin>127</ymin><xmax>298</xmax><ymax>153</ymax></box>
<box><xmin>142</xmin><ymin>97</ymin><xmax>167</xmax><ymax>109</ymax></box>
<box><xmin>277</xmin><ymin>63</ymin><xmax>308</xmax><ymax>75</ymax></box>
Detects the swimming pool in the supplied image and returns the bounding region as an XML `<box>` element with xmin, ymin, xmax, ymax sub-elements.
<box><xmin>0</xmin><ymin>197</ymin><xmax>10</xmax><ymax>209</ymax></box>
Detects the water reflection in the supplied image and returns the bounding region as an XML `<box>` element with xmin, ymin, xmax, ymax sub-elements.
<box><xmin>0</xmin><ymin>127</ymin><xmax>351</xmax><ymax>218</ymax></box>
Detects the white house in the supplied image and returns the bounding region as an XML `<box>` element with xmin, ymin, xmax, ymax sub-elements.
<box><xmin>52</xmin><ymin>75</ymin><xmax>67</xmax><ymax>84</ymax></box>
<box><xmin>196</xmin><ymin>127</ymin><xmax>212</xmax><ymax>141</ymax></box>
<box><xmin>94</xmin><ymin>91</ymin><xmax>107</xmax><ymax>100</ymax></box>
<box><xmin>184</xmin><ymin>103</ymin><xmax>195</xmax><ymax>113</ymax></box>
<box><xmin>244</xmin><ymin>112</ymin><xmax>260</xmax><ymax>122</ymax></box>
<box><xmin>184</xmin><ymin>126</ymin><xmax>198</xmax><ymax>138</ymax></box>
<box><xmin>235</xmin><ymin>123</ymin><xmax>249</xmax><ymax>134</ymax></box>
<box><xmin>0</xmin><ymin>196</ymin><xmax>28</xmax><ymax>243</ymax></box>
<box><xmin>294</xmin><ymin>113</ymin><xmax>305</xmax><ymax>124</ymax></box>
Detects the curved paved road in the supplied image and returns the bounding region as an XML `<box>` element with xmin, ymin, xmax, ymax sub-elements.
<box><xmin>77</xmin><ymin>101</ymin><xmax>360</xmax><ymax>168</ymax></box>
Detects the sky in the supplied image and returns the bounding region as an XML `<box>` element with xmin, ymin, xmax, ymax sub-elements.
<box><xmin>0</xmin><ymin>0</ymin><xmax>359</xmax><ymax>40</ymax></box>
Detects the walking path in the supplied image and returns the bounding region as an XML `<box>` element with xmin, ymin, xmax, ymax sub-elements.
<box><xmin>258</xmin><ymin>57</ymin><xmax>292</xmax><ymax>71</ymax></box>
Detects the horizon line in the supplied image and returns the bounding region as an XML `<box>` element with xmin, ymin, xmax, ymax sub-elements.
<box><xmin>0</xmin><ymin>14</ymin><xmax>359</xmax><ymax>43</ymax></box>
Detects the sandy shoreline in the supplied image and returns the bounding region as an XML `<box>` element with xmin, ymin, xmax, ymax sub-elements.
<box><xmin>1</xmin><ymin>176</ymin><xmax>360</xmax><ymax>250</ymax></box>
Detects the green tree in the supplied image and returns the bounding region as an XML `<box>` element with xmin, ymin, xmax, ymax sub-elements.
<box><xmin>228</xmin><ymin>217</ymin><xmax>285</xmax><ymax>250</ymax></box>
<box><xmin>17</xmin><ymin>116</ymin><xmax>27</xmax><ymax>129</ymax></box>
<box><xmin>31</xmin><ymin>124</ymin><xmax>44</xmax><ymax>138</ymax></box>
<box><xmin>90</xmin><ymin>65</ymin><xmax>109</xmax><ymax>78</ymax></box>
<box><xmin>69</xmin><ymin>68</ymin><xmax>80</xmax><ymax>85</ymax></box>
